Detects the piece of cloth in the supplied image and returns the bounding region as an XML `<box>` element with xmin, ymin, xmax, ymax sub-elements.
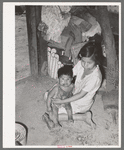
<box><xmin>81</xmin><ymin>13</ymin><xmax>101</xmax><ymax>41</ymax></box>
<box><xmin>71</xmin><ymin>42</ymin><xmax>87</xmax><ymax>65</ymax></box>
<box><xmin>45</xmin><ymin>15</ymin><xmax>91</xmax><ymax>50</ymax></box>
<box><xmin>70</xmin><ymin>16</ymin><xmax>92</xmax><ymax>32</ymax></box>
<box><xmin>41</xmin><ymin>6</ymin><xmax>71</xmax><ymax>43</ymax></box>
<box><xmin>47</xmin><ymin>35</ymin><xmax>69</xmax><ymax>50</ymax></box>
<box><xmin>59</xmin><ymin>61</ymin><xmax>102</xmax><ymax>114</ymax></box>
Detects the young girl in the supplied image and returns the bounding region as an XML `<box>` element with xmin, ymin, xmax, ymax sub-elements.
<box><xmin>43</xmin><ymin>42</ymin><xmax>102</xmax><ymax>129</ymax></box>
<box><xmin>43</xmin><ymin>65</ymin><xmax>74</xmax><ymax>129</ymax></box>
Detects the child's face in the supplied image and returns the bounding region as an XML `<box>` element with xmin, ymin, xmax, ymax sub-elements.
<box><xmin>81</xmin><ymin>57</ymin><xmax>96</xmax><ymax>70</ymax></box>
<box><xmin>59</xmin><ymin>75</ymin><xmax>72</xmax><ymax>87</ymax></box>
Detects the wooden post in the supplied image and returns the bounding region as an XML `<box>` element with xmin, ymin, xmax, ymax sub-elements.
<box><xmin>26</xmin><ymin>6</ymin><xmax>38</xmax><ymax>76</ymax></box>
<box><xmin>35</xmin><ymin>6</ymin><xmax>42</xmax><ymax>75</ymax></box>
<box><xmin>97</xmin><ymin>6</ymin><xmax>117</xmax><ymax>91</ymax></box>
<box><xmin>35</xmin><ymin>6</ymin><xmax>47</xmax><ymax>75</ymax></box>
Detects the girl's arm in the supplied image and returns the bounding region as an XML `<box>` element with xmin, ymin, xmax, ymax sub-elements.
<box><xmin>52</xmin><ymin>90</ymin><xmax>87</xmax><ymax>104</ymax></box>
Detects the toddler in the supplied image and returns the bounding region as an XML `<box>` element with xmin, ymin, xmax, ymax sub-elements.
<box><xmin>43</xmin><ymin>65</ymin><xmax>74</xmax><ymax>129</ymax></box>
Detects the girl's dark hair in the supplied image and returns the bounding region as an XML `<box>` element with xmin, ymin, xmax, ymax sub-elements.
<box><xmin>77</xmin><ymin>41</ymin><xmax>101</xmax><ymax>65</ymax></box>
<box><xmin>58</xmin><ymin>65</ymin><xmax>73</xmax><ymax>78</ymax></box>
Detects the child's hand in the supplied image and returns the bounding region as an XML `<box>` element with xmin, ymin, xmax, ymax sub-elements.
<box><xmin>52</xmin><ymin>98</ymin><xmax>63</xmax><ymax>104</ymax></box>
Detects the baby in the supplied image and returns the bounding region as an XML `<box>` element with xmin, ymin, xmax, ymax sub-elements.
<box><xmin>45</xmin><ymin>65</ymin><xmax>74</xmax><ymax>128</ymax></box>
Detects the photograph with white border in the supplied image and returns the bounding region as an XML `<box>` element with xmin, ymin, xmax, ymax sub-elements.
<box><xmin>3</xmin><ymin>2</ymin><xmax>121</xmax><ymax>148</ymax></box>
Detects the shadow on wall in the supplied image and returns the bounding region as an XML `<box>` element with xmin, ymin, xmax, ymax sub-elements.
<box><xmin>15</xmin><ymin>6</ymin><xmax>26</xmax><ymax>15</ymax></box>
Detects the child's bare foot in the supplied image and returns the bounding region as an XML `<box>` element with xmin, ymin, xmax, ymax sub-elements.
<box><xmin>42</xmin><ymin>113</ymin><xmax>55</xmax><ymax>130</ymax></box>
<box><xmin>84</xmin><ymin>111</ymin><xmax>96</xmax><ymax>130</ymax></box>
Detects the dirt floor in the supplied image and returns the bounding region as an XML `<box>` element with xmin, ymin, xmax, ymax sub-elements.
<box><xmin>15</xmin><ymin>14</ymin><xmax>119</xmax><ymax>147</ymax></box>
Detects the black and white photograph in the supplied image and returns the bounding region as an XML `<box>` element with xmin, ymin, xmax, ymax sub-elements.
<box><xmin>3</xmin><ymin>2</ymin><xmax>121</xmax><ymax>148</ymax></box>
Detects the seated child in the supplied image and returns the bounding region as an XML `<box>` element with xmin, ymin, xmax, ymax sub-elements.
<box><xmin>44</xmin><ymin>65</ymin><xmax>74</xmax><ymax>129</ymax></box>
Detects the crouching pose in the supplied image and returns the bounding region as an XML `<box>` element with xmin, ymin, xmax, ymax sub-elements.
<box><xmin>43</xmin><ymin>65</ymin><xmax>74</xmax><ymax>129</ymax></box>
<box><xmin>43</xmin><ymin>42</ymin><xmax>102</xmax><ymax>130</ymax></box>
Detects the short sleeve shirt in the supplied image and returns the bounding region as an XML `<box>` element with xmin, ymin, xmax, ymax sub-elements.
<box><xmin>71</xmin><ymin>61</ymin><xmax>102</xmax><ymax>112</ymax></box>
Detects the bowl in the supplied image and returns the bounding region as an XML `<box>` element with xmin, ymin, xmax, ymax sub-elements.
<box><xmin>15</xmin><ymin>122</ymin><xmax>27</xmax><ymax>145</ymax></box>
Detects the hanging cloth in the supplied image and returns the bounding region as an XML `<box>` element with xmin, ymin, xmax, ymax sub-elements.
<box><xmin>41</xmin><ymin>6</ymin><xmax>71</xmax><ymax>43</ymax></box>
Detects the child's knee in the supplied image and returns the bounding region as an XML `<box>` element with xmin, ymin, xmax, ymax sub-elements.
<box><xmin>64</xmin><ymin>103</ymin><xmax>72</xmax><ymax>109</ymax></box>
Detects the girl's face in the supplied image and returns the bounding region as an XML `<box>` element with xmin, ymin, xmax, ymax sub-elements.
<box><xmin>59</xmin><ymin>75</ymin><xmax>72</xmax><ymax>87</ymax></box>
<box><xmin>81</xmin><ymin>57</ymin><xmax>96</xmax><ymax>71</ymax></box>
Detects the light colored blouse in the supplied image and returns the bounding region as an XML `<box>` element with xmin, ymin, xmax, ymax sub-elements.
<box><xmin>70</xmin><ymin>61</ymin><xmax>102</xmax><ymax>113</ymax></box>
